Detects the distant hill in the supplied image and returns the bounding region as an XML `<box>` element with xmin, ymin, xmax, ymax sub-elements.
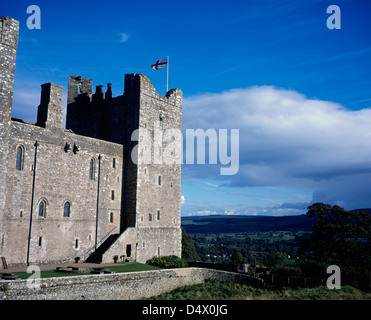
<box><xmin>354</xmin><ymin>208</ymin><xmax>371</xmax><ymax>214</ymax></box>
<box><xmin>181</xmin><ymin>214</ymin><xmax>317</xmax><ymax>234</ymax></box>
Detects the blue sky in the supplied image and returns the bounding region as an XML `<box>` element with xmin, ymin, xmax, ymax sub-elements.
<box><xmin>3</xmin><ymin>0</ymin><xmax>371</xmax><ymax>216</ymax></box>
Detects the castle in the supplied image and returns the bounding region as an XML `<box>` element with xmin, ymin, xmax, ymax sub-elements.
<box><xmin>0</xmin><ymin>16</ymin><xmax>182</xmax><ymax>266</ymax></box>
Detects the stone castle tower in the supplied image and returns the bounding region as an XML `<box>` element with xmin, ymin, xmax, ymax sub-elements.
<box><xmin>0</xmin><ymin>16</ymin><xmax>182</xmax><ymax>266</ymax></box>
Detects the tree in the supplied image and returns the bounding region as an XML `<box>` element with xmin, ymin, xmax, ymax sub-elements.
<box><xmin>263</xmin><ymin>252</ymin><xmax>286</xmax><ymax>269</ymax></box>
<box><xmin>181</xmin><ymin>228</ymin><xmax>201</xmax><ymax>262</ymax></box>
<box><xmin>231</xmin><ymin>251</ymin><xmax>243</xmax><ymax>265</ymax></box>
<box><xmin>299</xmin><ymin>203</ymin><xmax>371</xmax><ymax>272</ymax></box>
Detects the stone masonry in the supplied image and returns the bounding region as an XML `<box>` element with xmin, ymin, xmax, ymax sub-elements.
<box><xmin>0</xmin><ymin>16</ymin><xmax>182</xmax><ymax>266</ymax></box>
<box><xmin>0</xmin><ymin>268</ymin><xmax>264</xmax><ymax>300</ymax></box>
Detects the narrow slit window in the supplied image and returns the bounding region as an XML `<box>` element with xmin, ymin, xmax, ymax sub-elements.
<box><xmin>109</xmin><ymin>212</ymin><xmax>114</xmax><ymax>223</ymax></box>
<box><xmin>38</xmin><ymin>237</ymin><xmax>42</xmax><ymax>247</ymax></box>
<box><xmin>75</xmin><ymin>239</ymin><xmax>79</xmax><ymax>249</ymax></box>
<box><xmin>16</xmin><ymin>146</ymin><xmax>24</xmax><ymax>171</ymax></box>
<box><xmin>158</xmin><ymin>176</ymin><xmax>162</xmax><ymax>186</ymax></box>
<box><xmin>148</xmin><ymin>213</ymin><xmax>152</xmax><ymax>221</ymax></box>
<box><xmin>63</xmin><ymin>202</ymin><xmax>71</xmax><ymax>218</ymax></box>
<box><xmin>39</xmin><ymin>200</ymin><xmax>46</xmax><ymax>218</ymax></box>
<box><xmin>89</xmin><ymin>159</ymin><xmax>95</xmax><ymax>180</ymax></box>
<box><xmin>157</xmin><ymin>210</ymin><xmax>160</xmax><ymax>220</ymax></box>
<box><xmin>111</xmin><ymin>190</ymin><xmax>115</xmax><ymax>200</ymax></box>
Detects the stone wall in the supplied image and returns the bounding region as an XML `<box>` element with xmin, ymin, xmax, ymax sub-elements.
<box><xmin>0</xmin><ymin>17</ymin><xmax>19</xmax><ymax>258</ymax></box>
<box><xmin>1</xmin><ymin>119</ymin><xmax>124</xmax><ymax>266</ymax></box>
<box><xmin>131</xmin><ymin>74</ymin><xmax>183</xmax><ymax>261</ymax></box>
<box><xmin>0</xmin><ymin>267</ymin><xmax>263</xmax><ymax>300</ymax></box>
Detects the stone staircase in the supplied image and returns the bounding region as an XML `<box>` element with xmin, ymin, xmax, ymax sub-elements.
<box><xmin>85</xmin><ymin>233</ymin><xmax>121</xmax><ymax>263</ymax></box>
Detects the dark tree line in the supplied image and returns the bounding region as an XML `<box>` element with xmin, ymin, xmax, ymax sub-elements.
<box><xmin>299</xmin><ymin>203</ymin><xmax>371</xmax><ymax>273</ymax></box>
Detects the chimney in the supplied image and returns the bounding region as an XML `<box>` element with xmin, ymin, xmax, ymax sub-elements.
<box><xmin>36</xmin><ymin>83</ymin><xmax>64</xmax><ymax>129</ymax></box>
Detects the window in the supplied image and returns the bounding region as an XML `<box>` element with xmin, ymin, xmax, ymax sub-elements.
<box><xmin>148</xmin><ymin>213</ymin><xmax>152</xmax><ymax>221</ymax></box>
<box><xmin>63</xmin><ymin>201</ymin><xmax>71</xmax><ymax>218</ymax></box>
<box><xmin>158</xmin><ymin>247</ymin><xmax>161</xmax><ymax>256</ymax></box>
<box><xmin>89</xmin><ymin>159</ymin><xmax>95</xmax><ymax>180</ymax></box>
<box><xmin>111</xmin><ymin>190</ymin><xmax>115</xmax><ymax>200</ymax></box>
<box><xmin>158</xmin><ymin>176</ymin><xmax>162</xmax><ymax>186</ymax></box>
<box><xmin>75</xmin><ymin>239</ymin><xmax>79</xmax><ymax>249</ymax></box>
<box><xmin>39</xmin><ymin>200</ymin><xmax>46</xmax><ymax>218</ymax></box>
<box><xmin>109</xmin><ymin>212</ymin><xmax>114</xmax><ymax>223</ymax></box>
<box><xmin>16</xmin><ymin>145</ymin><xmax>24</xmax><ymax>171</ymax></box>
<box><xmin>157</xmin><ymin>210</ymin><xmax>160</xmax><ymax>220</ymax></box>
<box><xmin>159</xmin><ymin>116</ymin><xmax>163</xmax><ymax>129</ymax></box>
<box><xmin>112</xmin><ymin>157</ymin><xmax>116</xmax><ymax>168</ymax></box>
<box><xmin>20</xmin><ymin>210</ymin><xmax>23</xmax><ymax>218</ymax></box>
<box><xmin>38</xmin><ymin>237</ymin><xmax>42</xmax><ymax>247</ymax></box>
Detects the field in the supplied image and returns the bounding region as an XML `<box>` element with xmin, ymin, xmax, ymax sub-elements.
<box><xmin>190</xmin><ymin>231</ymin><xmax>310</xmax><ymax>264</ymax></box>
<box><xmin>181</xmin><ymin>215</ymin><xmax>315</xmax><ymax>264</ymax></box>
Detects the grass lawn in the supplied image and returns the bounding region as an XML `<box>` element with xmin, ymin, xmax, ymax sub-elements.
<box><xmin>13</xmin><ymin>262</ymin><xmax>162</xmax><ymax>279</ymax></box>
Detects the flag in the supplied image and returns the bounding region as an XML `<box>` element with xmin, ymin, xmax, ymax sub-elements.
<box><xmin>151</xmin><ymin>58</ymin><xmax>168</xmax><ymax>70</ymax></box>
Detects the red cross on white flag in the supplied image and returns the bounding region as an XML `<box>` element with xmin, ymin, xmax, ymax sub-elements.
<box><xmin>151</xmin><ymin>58</ymin><xmax>168</xmax><ymax>70</ymax></box>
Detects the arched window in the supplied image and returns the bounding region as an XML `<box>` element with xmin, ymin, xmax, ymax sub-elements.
<box><xmin>39</xmin><ymin>200</ymin><xmax>46</xmax><ymax>218</ymax></box>
<box><xmin>63</xmin><ymin>201</ymin><xmax>71</xmax><ymax>218</ymax></box>
<box><xmin>89</xmin><ymin>158</ymin><xmax>95</xmax><ymax>180</ymax></box>
<box><xmin>16</xmin><ymin>145</ymin><xmax>24</xmax><ymax>171</ymax></box>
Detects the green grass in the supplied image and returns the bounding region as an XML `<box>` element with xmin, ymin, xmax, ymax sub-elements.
<box><xmin>146</xmin><ymin>280</ymin><xmax>371</xmax><ymax>300</ymax></box>
<box><xmin>13</xmin><ymin>262</ymin><xmax>162</xmax><ymax>279</ymax></box>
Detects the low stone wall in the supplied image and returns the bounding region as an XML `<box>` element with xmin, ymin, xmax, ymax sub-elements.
<box><xmin>0</xmin><ymin>267</ymin><xmax>263</xmax><ymax>300</ymax></box>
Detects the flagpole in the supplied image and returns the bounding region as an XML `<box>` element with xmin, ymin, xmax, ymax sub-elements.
<box><xmin>166</xmin><ymin>56</ymin><xmax>169</xmax><ymax>92</ymax></box>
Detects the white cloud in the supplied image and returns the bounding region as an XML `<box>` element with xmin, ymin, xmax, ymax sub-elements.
<box><xmin>181</xmin><ymin>195</ymin><xmax>185</xmax><ymax>205</ymax></box>
<box><xmin>182</xmin><ymin>86</ymin><xmax>371</xmax><ymax>210</ymax></box>
<box><xmin>119</xmin><ymin>33</ymin><xmax>129</xmax><ymax>43</ymax></box>
<box><xmin>195</xmin><ymin>210</ymin><xmax>218</xmax><ymax>216</ymax></box>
